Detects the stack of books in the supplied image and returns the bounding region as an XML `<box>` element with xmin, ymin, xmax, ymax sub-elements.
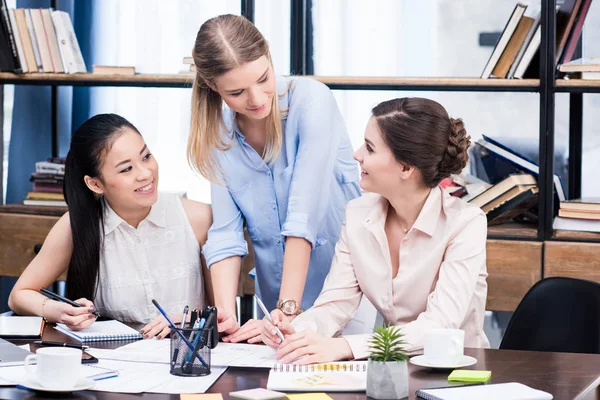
<box><xmin>554</xmin><ymin>198</ymin><xmax>600</xmax><ymax>233</ymax></box>
<box><xmin>481</xmin><ymin>0</ymin><xmax>592</xmax><ymax>79</ymax></box>
<box><xmin>0</xmin><ymin>1</ymin><xmax>86</xmax><ymax>73</ymax></box>
<box><xmin>179</xmin><ymin>57</ymin><xmax>195</xmax><ymax>74</ymax></box>
<box><xmin>23</xmin><ymin>158</ymin><xmax>67</xmax><ymax>207</ymax></box>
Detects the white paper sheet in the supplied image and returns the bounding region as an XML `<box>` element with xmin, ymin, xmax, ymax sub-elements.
<box><xmin>89</xmin><ymin>340</ymin><xmax>278</xmax><ymax>368</ymax></box>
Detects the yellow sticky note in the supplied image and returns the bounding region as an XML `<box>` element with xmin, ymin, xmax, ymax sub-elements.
<box><xmin>181</xmin><ymin>394</ymin><xmax>224</xmax><ymax>400</ymax></box>
<box><xmin>286</xmin><ymin>393</ymin><xmax>333</xmax><ymax>400</ymax></box>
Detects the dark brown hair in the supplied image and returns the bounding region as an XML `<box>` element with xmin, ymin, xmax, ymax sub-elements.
<box><xmin>372</xmin><ymin>97</ymin><xmax>471</xmax><ymax>188</ymax></box>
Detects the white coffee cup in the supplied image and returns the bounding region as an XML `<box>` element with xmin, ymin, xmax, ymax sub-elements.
<box><xmin>423</xmin><ymin>328</ymin><xmax>465</xmax><ymax>366</ymax></box>
<box><xmin>24</xmin><ymin>347</ymin><xmax>82</xmax><ymax>389</ymax></box>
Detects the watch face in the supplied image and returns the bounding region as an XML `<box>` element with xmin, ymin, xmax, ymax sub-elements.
<box><xmin>281</xmin><ymin>300</ymin><xmax>297</xmax><ymax>315</ymax></box>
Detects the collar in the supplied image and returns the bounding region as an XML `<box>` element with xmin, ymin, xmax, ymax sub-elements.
<box><xmin>362</xmin><ymin>187</ymin><xmax>442</xmax><ymax>237</ymax></box>
<box><xmin>102</xmin><ymin>193</ymin><xmax>167</xmax><ymax>235</ymax></box>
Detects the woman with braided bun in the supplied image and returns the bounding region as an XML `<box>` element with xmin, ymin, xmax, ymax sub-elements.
<box><xmin>261</xmin><ymin>97</ymin><xmax>490</xmax><ymax>364</ymax></box>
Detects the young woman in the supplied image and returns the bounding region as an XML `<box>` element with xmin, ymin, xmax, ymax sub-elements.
<box><xmin>9</xmin><ymin>114</ymin><xmax>213</xmax><ymax>339</ymax></box>
<box><xmin>261</xmin><ymin>98</ymin><xmax>490</xmax><ymax>364</ymax></box>
<box><xmin>187</xmin><ymin>14</ymin><xmax>361</xmax><ymax>343</ymax></box>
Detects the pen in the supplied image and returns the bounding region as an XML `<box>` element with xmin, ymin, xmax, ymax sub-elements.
<box><xmin>40</xmin><ymin>288</ymin><xmax>101</xmax><ymax>318</ymax></box>
<box><xmin>33</xmin><ymin>341</ymin><xmax>89</xmax><ymax>350</ymax></box>
<box><xmin>151</xmin><ymin>299</ymin><xmax>209</xmax><ymax>369</ymax></box>
<box><xmin>254</xmin><ymin>294</ymin><xmax>285</xmax><ymax>342</ymax></box>
<box><xmin>180</xmin><ymin>305</ymin><xmax>189</xmax><ymax>329</ymax></box>
<box><xmin>183</xmin><ymin>318</ymin><xmax>206</xmax><ymax>372</ymax></box>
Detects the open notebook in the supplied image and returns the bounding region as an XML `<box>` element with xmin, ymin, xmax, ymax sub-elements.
<box><xmin>266</xmin><ymin>362</ymin><xmax>367</xmax><ymax>392</ymax></box>
<box><xmin>56</xmin><ymin>320</ymin><xmax>143</xmax><ymax>342</ymax></box>
<box><xmin>0</xmin><ymin>316</ymin><xmax>45</xmax><ymax>339</ymax></box>
<box><xmin>416</xmin><ymin>382</ymin><xmax>553</xmax><ymax>400</ymax></box>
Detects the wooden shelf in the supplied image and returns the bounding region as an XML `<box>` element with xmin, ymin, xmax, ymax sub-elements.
<box><xmin>0</xmin><ymin>72</ymin><xmax>540</xmax><ymax>91</ymax></box>
<box><xmin>555</xmin><ymin>79</ymin><xmax>600</xmax><ymax>93</ymax></box>
<box><xmin>487</xmin><ymin>222</ymin><xmax>538</xmax><ymax>239</ymax></box>
<box><xmin>553</xmin><ymin>229</ymin><xmax>600</xmax><ymax>241</ymax></box>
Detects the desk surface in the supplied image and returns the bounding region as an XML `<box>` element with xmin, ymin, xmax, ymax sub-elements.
<box><xmin>2</xmin><ymin>326</ymin><xmax>599</xmax><ymax>400</ymax></box>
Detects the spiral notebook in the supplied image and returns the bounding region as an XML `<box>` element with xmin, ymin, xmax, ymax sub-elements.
<box><xmin>266</xmin><ymin>362</ymin><xmax>367</xmax><ymax>392</ymax></box>
<box><xmin>416</xmin><ymin>382</ymin><xmax>553</xmax><ymax>400</ymax></box>
<box><xmin>56</xmin><ymin>320</ymin><xmax>143</xmax><ymax>342</ymax></box>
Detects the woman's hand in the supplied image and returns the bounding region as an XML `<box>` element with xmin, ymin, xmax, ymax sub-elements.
<box><xmin>276</xmin><ymin>330</ymin><xmax>354</xmax><ymax>365</ymax></box>
<box><xmin>223</xmin><ymin>319</ymin><xmax>264</xmax><ymax>344</ymax></box>
<box><xmin>140</xmin><ymin>314</ymin><xmax>175</xmax><ymax>340</ymax></box>
<box><xmin>49</xmin><ymin>298</ymin><xmax>97</xmax><ymax>331</ymax></box>
<box><xmin>216</xmin><ymin>308</ymin><xmax>240</xmax><ymax>336</ymax></box>
<box><xmin>261</xmin><ymin>309</ymin><xmax>296</xmax><ymax>349</ymax></box>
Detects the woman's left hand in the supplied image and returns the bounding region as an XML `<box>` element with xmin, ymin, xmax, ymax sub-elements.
<box><xmin>140</xmin><ymin>314</ymin><xmax>177</xmax><ymax>340</ymax></box>
<box><xmin>222</xmin><ymin>319</ymin><xmax>264</xmax><ymax>344</ymax></box>
<box><xmin>276</xmin><ymin>330</ymin><xmax>354</xmax><ymax>365</ymax></box>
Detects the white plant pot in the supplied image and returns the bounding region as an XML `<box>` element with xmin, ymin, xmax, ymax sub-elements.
<box><xmin>366</xmin><ymin>359</ymin><xmax>409</xmax><ymax>399</ymax></box>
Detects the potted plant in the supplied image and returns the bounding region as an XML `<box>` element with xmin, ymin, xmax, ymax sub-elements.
<box><xmin>366</xmin><ymin>325</ymin><xmax>409</xmax><ymax>399</ymax></box>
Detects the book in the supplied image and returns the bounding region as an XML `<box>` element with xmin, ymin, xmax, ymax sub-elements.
<box><xmin>0</xmin><ymin>0</ymin><xmax>21</xmax><ymax>72</ymax></box>
<box><xmin>24</xmin><ymin>9</ymin><xmax>42</xmax><ymax>71</ymax></box>
<box><xmin>486</xmin><ymin>186</ymin><xmax>539</xmax><ymax>225</ymax></box>
<box><xmin>7</xmin><ymin>8</ymin><xmax>27</xmax><ymax>73</ymax></box>
<box><xmin>559</xmin><ymin>57</ymin><xmax>600</xmax><ymax>73</ymax></box>
<box><xmin>558</xmin><ymin>209</ymin><xmax>600</xmax><ymax>220</ymax></box>
<box><xmin>481</xmin><ymin>183</ymin><xmax>537</xmax><ymax>214</ymax></box>
<box><xmin>555</xmin><ymin>0</ymin><xmax>582</xmax><ymax>64</ymax></box>
<box><xmin>468</xmin><ymin>174</ymin><xmax>536</xmax><ymax>208</ymax></box>
<box><xmin>92</xmin><ymin>65</ymin><xmax>136</xmax><ymax>75</ymax></box>
<box><xmin>26</xmin><ymin>191</ymin><xmax>64</xmax><ymax>200</ymax></box>
<box><xmin>415</xmin><ymin>382</ymin><xmax>553</xmax><ymax>400</ymax></box>
<box><xmin>560</xmin><ymin>198</ymin><xmax>600</xmax><ymax>213</ymax></box>
<box><xmin>474</xmin><ymin>136</ymin><xmax>565</xmax><ymax>202</ymax></box>
<box><xmin>23</xmin><ymin>199</ymin><xmax>67</xmax><ymax>207</ymax></box>
<box><xmin>560</xmin><ymin>0</ymin><xmax>592</xmax><ymax>65</ymax></box>
<box><xmin>0</xmin><ymin>316</ymin><xmax>44</xmax><ymax>339</ymax></box>
<box><xmin>51</xmin><ymin>10</ymin><xmax>86</xmax><ymax>73</ymax></box>
<box><xmin>56</xmin><ymin>320</ymin><xmax>143</xmax><ymax>342</ymax></box>
<box><xmin>514</xmin><ymin>25</ymin><xmax>541</xmax><ymax>79</ymax></box>
<box><xmin>553</xmin><ymin>216</ymin><xmax>600</xmax><ymax>233</ymax></box>
<box><xmin>481</xmin><ymin>3</ymin><xmax>527</xmax><ymax>79</ymax></box>
<box><xmin>13</xmin><ymin>9</ymin><xmax>36</xmax><ymax>72</ymax></box>
<box><xmin>29</xmin><ymin>8</ymin><xmax>52</xmax><ymax>72</ymax></box>
<box><xmin>491</xmin><ymin>15</ymin><xmax>535</xmax><ymax>78</ymax></box>
<box><xmin>40</xmin><ymin>8</ymin><xmax>64</xmax><ymax>73</ymax></box>
<box><xmin>266</xmin><ymin>362</ymin><xmax>367</xmax><ymax>392</ymax></box>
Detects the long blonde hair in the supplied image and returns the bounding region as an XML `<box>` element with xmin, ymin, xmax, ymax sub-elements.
<box><xmin>187</xmin><ymin>14</ymin><xmax>284</xmax><ymax>182</ymax></box>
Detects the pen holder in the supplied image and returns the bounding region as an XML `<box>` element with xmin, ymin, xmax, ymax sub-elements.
<box><xmin>169</xmin><ymin>326</ymin><xmax>211</xmax><ymax>377</ymax></box>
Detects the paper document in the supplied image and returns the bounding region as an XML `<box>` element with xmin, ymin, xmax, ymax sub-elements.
<box><xmin>89</xmin><ymin>340</ymin><xmax>278</xmax><ymax>368</ymax></box>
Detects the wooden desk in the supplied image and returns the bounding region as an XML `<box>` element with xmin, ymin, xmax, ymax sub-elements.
<box><xmin>2</xmin><ymin>326</ymin><xmax>599</xmax><ymax>400</ymax></box>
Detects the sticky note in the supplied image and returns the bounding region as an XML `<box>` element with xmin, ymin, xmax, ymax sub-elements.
<box><xmin>180</xmin><ymin>394</ymin><xmax>224</xmax><ymax>400</ymax></box>
<box><xmin>230</xmin><ymin>388</ymin><xmax>287</xmax><ymax>400</ymax></box>
<box><xmin>448</xmin><ymin>369</ymin><xmax>492</xmax><ymax>383</ymax></box>
<box><xmin>286</xmin><ymin>393</ymin><xmax>333</xmax><ymax>400</ymax></box>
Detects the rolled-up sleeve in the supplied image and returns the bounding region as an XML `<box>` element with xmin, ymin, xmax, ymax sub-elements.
<box><xmin>399</xmin><ymin>213</ymin><xmax>488</xmax><ymax>353</ymax></box>
<box><xmin>202</xmin><ymin>181</ymin><xmax>248</xmax><ymax>267</ymax></box>
<box><xmin>292</xmin><ymin>219</ymin><xmax>363</xmax><ymax>338</ymax></box>
<box><xmin>280</xmin><ymin>84</ymin><xmax>346</xmax><ymax>248</ymax></box>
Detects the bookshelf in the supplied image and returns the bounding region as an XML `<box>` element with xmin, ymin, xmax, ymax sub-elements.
<box><xmin>0</xmin><ymin>0</ymin><xmax>596</xmax><ymax>312</ymax></box>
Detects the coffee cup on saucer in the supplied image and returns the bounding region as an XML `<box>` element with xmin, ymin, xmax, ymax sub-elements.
<box><xmin>24</xmin><ymin>347</ymin><xmax>82</xmax><ymax>390</ymax></box>
<box><xmin>423</xmin><ymin>328</ymin><xmax>465</xmax><ymax>366</ymax></box>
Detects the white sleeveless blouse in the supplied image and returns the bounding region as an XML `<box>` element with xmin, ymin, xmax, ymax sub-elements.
<box><xmin>94</xmin><ymin>193</ymin><xmax>204</xmax><ymax>323</ymax></box>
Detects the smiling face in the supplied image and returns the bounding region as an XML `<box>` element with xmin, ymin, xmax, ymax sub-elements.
<box><xmin>212</xmin><ymin>55</ymin><xmax>276</xmax><ymax>122</ymax></box>
<box><xmin>353</xmin><ymin>117</ymin><xmax>411</xmax><ymax>196</ymax></box>
<box><xmin>84</xmin><ymin>128</ymin><xmax>159</xmax><ymax>213</ymax></box>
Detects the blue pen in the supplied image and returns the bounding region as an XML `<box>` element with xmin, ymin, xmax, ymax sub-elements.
<box><xmin>151</xmin><ymin>299</ymin><xmax>209</xmax><ymax>369</ymax></box>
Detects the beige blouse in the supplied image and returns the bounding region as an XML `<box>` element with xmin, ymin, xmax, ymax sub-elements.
<box><xmin>292</xmin><ymin>187</ymin><xmax>490</xmax><ymax>359</ymax></box>
<box><xmin>94</xmin><ymin>193</ymin><xmax>203</xmax><ymax>323</ymax></box>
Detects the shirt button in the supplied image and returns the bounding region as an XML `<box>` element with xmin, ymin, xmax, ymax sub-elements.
<box><xmin>272</xmin><ymin>204</ymin><xmax>276</xmax><ymax>210</ymax></box>
<box><xmin>276</xmin><ymin>239</ymin><xmax>281</xmax><ymax>244</ymax></box>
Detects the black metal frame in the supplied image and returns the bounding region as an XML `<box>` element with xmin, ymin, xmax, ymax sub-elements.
<box><xmin>567</xmin><ymin>38</ymin><xmax>583</xmax><ymax>201</ymax></box>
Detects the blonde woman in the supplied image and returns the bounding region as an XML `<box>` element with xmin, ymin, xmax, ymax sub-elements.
<box><xmin>187</xmin><ymin>14</ymin><xmax>360</xmax><ymax>343</ymax></box>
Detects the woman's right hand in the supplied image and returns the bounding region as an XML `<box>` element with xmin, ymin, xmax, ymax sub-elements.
<box><xmin>261</xmin><ymin>309</ymin><xmax>296</xmax><ymax>349</ymax></box>
<box><xmin>46</xmin><ymin>298</ymin><xmax>97</xmax><ymax>331</ymax></box>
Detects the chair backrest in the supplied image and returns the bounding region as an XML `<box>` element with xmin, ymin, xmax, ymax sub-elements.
<box><xmin>500</xmin><ymin>277</ymin><xmax>600</xmax><ymax>354</ymax></box>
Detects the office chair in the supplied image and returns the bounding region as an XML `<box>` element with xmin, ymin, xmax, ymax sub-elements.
<box><xmin>500</xmin><ymin>277</ymin><xmax>600</xmax><ymax>354</ymax></box>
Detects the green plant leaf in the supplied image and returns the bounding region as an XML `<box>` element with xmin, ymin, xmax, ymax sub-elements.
<box><xmin>367</xmin><ymin>325</ymin><xmax>409</xmax><ymax>362</ymax></box>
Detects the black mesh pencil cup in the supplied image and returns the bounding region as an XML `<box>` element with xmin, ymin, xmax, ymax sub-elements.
<box><xmin>170</xmin><ymin>326</ymin><xmax>211</xmax><ymax>376</ymax></box>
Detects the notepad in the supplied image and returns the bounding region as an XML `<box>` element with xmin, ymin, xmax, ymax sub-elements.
<box><xmin>447</xmin><ymin>369</ymin><xmax>492</xmax><ymax>383</ymax></box>
<box><xmin>286</xmin><ymin>394</ymin><xmax>332</xmax><ymax>400</ymax></box>
<box><xmin>266</xmin><ymin>362</ymin><xmax>367</xmax><ymax>392</ymax></box>
<box><xmin>0</xmin><ymin>316</ymin><xmax>45</xmax><ymax>339</ymax></box>
<box><xmin>56</xmin><ymin>320</ymin><xmax>143</xmax><ymax>342</ymax></box>
<box><xmin>415</xmin><ymin>382</ymin><xmax>553</xmax><ymax>400</ymax></box>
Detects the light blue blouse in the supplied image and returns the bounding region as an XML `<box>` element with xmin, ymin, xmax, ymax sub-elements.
<box><xmin>202</xmin><ymin>76</ymin><xmax>361</xmax><ymax>312</ymax></box>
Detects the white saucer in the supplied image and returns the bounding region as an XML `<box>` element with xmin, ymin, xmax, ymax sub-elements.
<box><xmin>409</xmin><ymin>355</ymin><xmax>477</xmax><ymax>369</ymax></box>
<box><xmin>19</xmin><ymin>376</ymin><xmax>95</xmax><ymax>392</ymax></box>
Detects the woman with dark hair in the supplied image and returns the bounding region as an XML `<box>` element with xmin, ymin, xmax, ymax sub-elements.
<box><xmin>9</xmin><ymin>114</ymin><xmax>213</xmax><ymax>339</ymax></box>
<box><xmin>261</xmin><ymin>98</ymin><xmax>490</xmax><ymax>364</ymax></box>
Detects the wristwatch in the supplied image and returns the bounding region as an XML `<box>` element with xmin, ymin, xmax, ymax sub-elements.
<box><xmin>277</xmin><ymin>299</ymin><xmax>303</xmax><ymax>316</ymax></box>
